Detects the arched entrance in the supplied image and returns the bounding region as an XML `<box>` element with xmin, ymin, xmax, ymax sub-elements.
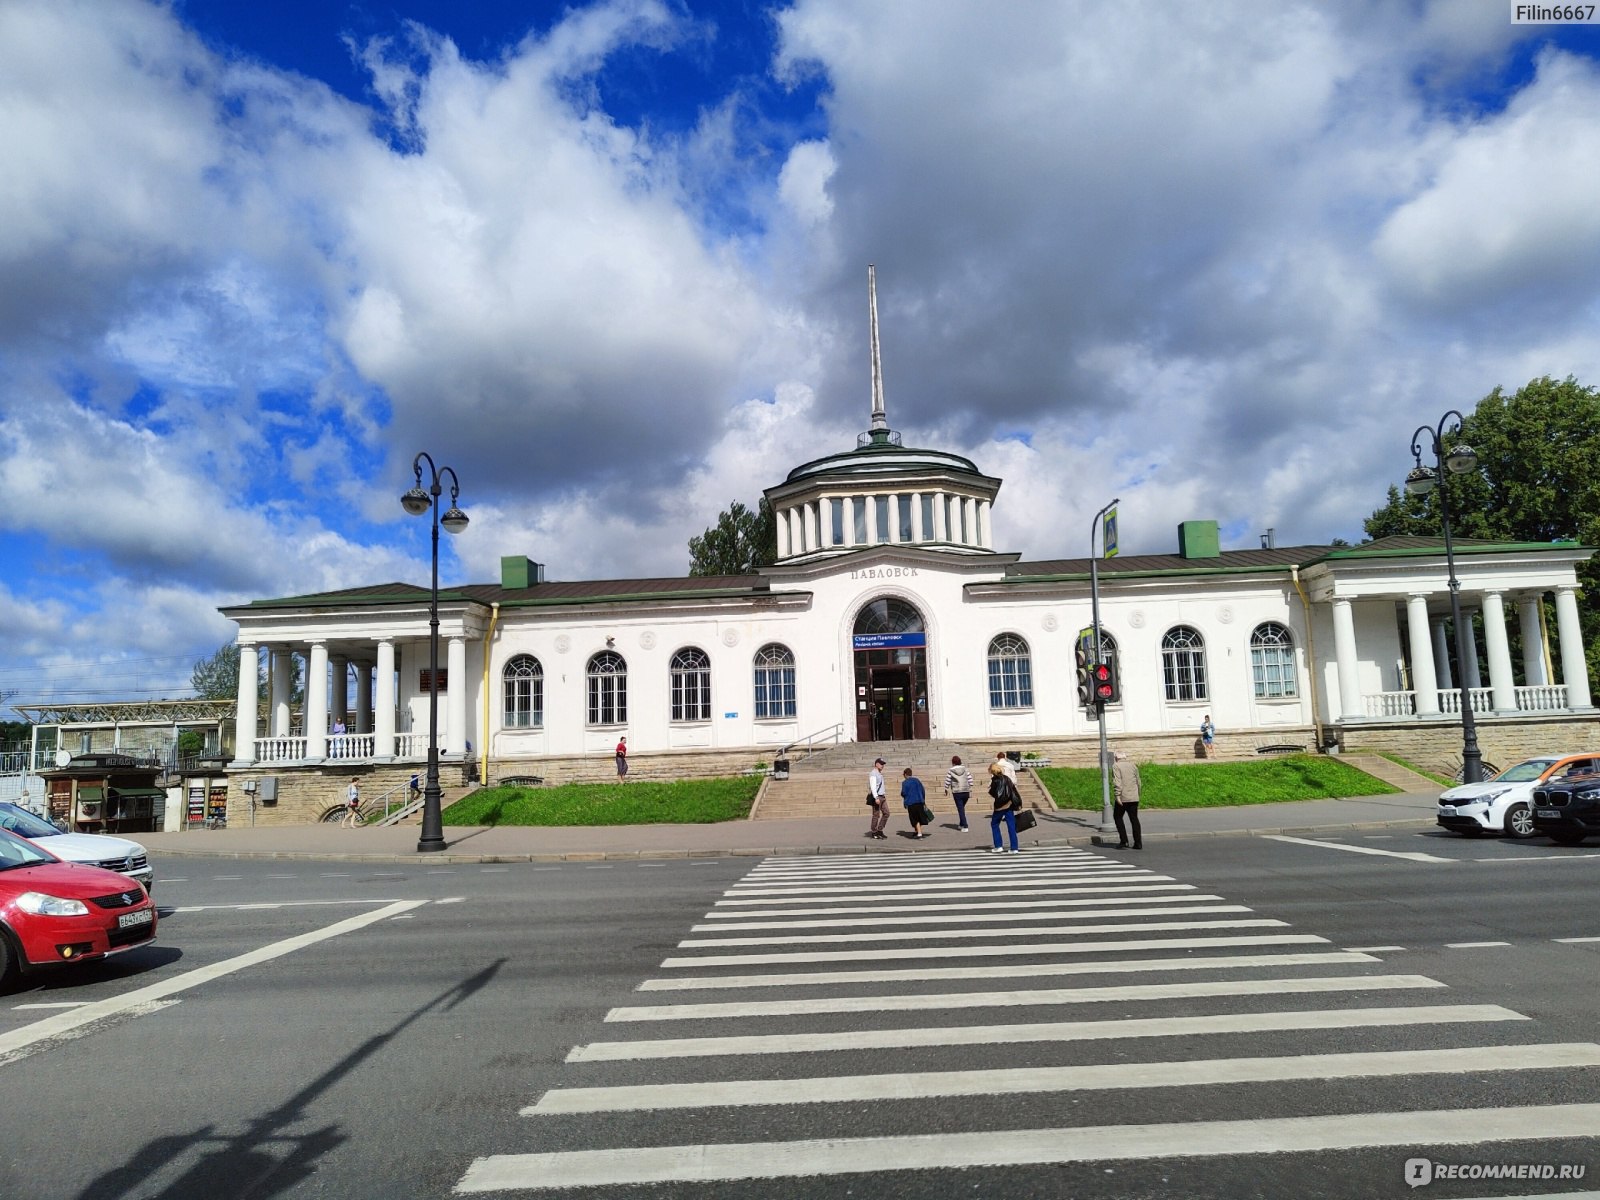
<box><xmin>852</xmin><ymin>597</ymin><xmax>931</xmax><ymax>742</ymax></box>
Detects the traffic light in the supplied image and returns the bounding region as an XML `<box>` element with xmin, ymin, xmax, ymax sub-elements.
<box><xmin>1092</xmin><ymin>661</ymin><xmax>1117</xmax><ymax>705</ymax></box>
<box><xmin>1075</xmin><ymin>646</ymin><xmax>1093</xmax><ymax>707</ymax></box>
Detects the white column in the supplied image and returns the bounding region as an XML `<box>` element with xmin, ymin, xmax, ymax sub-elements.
<box><xmin>374</xmin><ymin>639</ymin><xmax>396</xmax><ymax>759</ymax></box>
<box><xmin>776</xmin><ymin>507</ymin><xmax>791</xmax><ymax>559</ymax></box>
<box><xmin>354</xmin><ymin>661</ymin><xmax>372</xmax><ymax>734</ymax></box>
<box><xmin>1519</xmin><ymin>595</ymin><xmax>1549</xmax><ymax>686</ymax></box>
<box><xmin>978</xmin><ymin>499</ymin><xmax>993</xmax><ymax>548</ymax></box>
<box><xmin>933</xmin><ymin>493</ymin><xmax>948</xmax><ymax>541</ymax></box>
<box><xmin>1555</xmin><ymin>586</ymin><xmax>1593</xmax><ymax>709</ymax></box>
<box><xmin>1481</xmin><ymin>591</ymin><xmax>1516</xmax><ymax>712</ymax></box>
<box><xmin>447</xmin><ymin>636</ymin><xmax>468</xmax><ymax>755</ymax></box>
<box><xmin>866</xmin><ymin>493</ymin><xmax>880</xmax><ymax>544</ymax></box>
<box><xmin>844</xmin><ymin>497</ymin><xmax>857</xmax><ymax>548</ymax></box>
<box><xmin>1332</xmin><ymin>598</ymin><xmax>1362</xmax><ymax>721</ymax></box>
<box><xmin>1430</xmin><ymin>621</ymin><xmax>1453</xmax><ymax>689</ymax></box>
<box><xmin>910</xmin><ymin>492</ymin><xmax>923</xmax><ymax>541</ymax></box>
<box><xmin>329</xmin><ymin>654</ymin><xmax>348</xmax><ymax>728</ymax></box>
<box><xmin>270</xmin><ymin>647</ymin><xmax>293</xmax><ymax>736</ymax></box>
<box><xmin>232</xmin><ymin>643</ymin><xmax>258</xmax><ymax>765</ymax></box>
<box><xmin>809</xmin><ymin>500</ymin><xmax>821</xmax><ymax>551</ymax></box>
<box><xmin>887</xmin><ymin>495</ymin><xmax>901</xmax><ymax>543</ymax></box>
<box><xmin>1460</xmin><ymin>606</ymin><xmax>1482</xmax><ymax>690</ymax></box>
<box><xmin>1407</xmin><ymin>595</ymin><xmax>1439</xmax><ymax>715</ymax></box>
<box><xmin>304</xmin><ymin>641</ymin><xmax>329</xmax><ymax>760</ymax></box>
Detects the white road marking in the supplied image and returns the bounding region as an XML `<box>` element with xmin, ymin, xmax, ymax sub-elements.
<box><xmin>212</xmin><ymin>875</ymin><xmax>243</xmax><ymax>880</ymax></box>
<box><xmin>1555</xmin><ymin>935</ymin><xmax>1600</xmax><ymax>943</ymax></box>
<box><xmin>584</xmin><ymin>865</ymin><xmax>614</xmax><ymax>870</ymax></box>
<box><xmin>728</xmin><ymin>870</ymin><xmax>1149</xmax><ymax>897</ymax></box>
<box><xmin>169</xmin><ymin>899</ymin><xmax>403</xmax><ymax>913</ymax></box>
<box><xmin>704</xmin><ymin>886</ymin><xmax>1197</xmax><ymax>919</ymax></box>
<box><xmin>1345</xmin><ymin>945</ymin><xmax>1406</xmax><ymax>953</ymax></box>
<box><xmin>320</xmin><ymin>873</ymin><xmax>350</xmax><ymax>877</ymax></box>
<box><xmin>435</xmin><ymin>897</ymin><xmax>465</xmax><ymax>904</ymax></box>
<box><xmin>532</xmin><ymin>867</ymin><xmax>562</xmax><ymax>872</ymax></box>
<box><xmin>1260</xmin><ymin>835</ymin><xmax>1454</xmax><ymax>863</ymax></box>
<box><xmin>567</xmin><ymin>1003</ymin><xmax>1524</xmax><ymax>1062</ymax></box>
<box><xmin>690</xmin><ymin>901</ymin><xmax>1242</xmax><ymax>932</ymax></box>
<box><xmin>480</xmin><ymin>868</ymin><xmax>509</xmax><ymax>873</ymax></box>
<box><xmin>710</xmin><ymin>877</ymin><xmax>1181</xmax><ymax>906</ymax></box>
<box><xmin>457</xmin><ymin>1101</ymin><xmax>1600</xmax><ymax>1190</ymax></box>
<box><xmin>1447</xmin><ymin>941</ymin><xmax>1512</xmax><ymax>948</ymax></box>
<box><xmin>12</xmin><ymin>1002</ymin><xmax>90</xmax><ymax>1010</ymax></box>
<box><xmin>606</xmin><ymin>974</ymin><xmax>1444</xmax><ymax>1022</ymax></box>
<box><xmin>661</xmin><ymin>932</ymin><xmax>1330</xmax><ymax>968</ymax></box>
<box><xmin>391</xmin><ymin>914</ymin><xmax>415</xmax><ymax>920</ymax></box>
<box><xmin>0</xmin><ymin>900</ymin><xmax>425</xmax><ymax>1066</ymax></box>
<box><xmin>265</xmin><ymin>874</ymin><xmax>297</xmax><ymax>878</ymax></box>
<box><xmin>528</xmin><ymin>1042</ymin><xmax>1600</xmax><ymax>1114</ymax></box>
<box><xmin>637</xmin><ymin>951</ymin><xmax>1378</xmax><ymax>991</ymax></box>
<box><xmin>752</xmin><ymin>849</ymin><xmax>1097</xmax><ymax>869</ymax></box>
<box><xmin>678</xmin><ymin>917</ymin><xmax>1284</xmax><ymax>948</ymax></box>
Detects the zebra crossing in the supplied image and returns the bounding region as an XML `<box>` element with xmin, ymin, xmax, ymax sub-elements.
<box><xmin>454</xmin><ymin>846</ymin><xmax>1600</xmax><ymax>1194</ymax></box>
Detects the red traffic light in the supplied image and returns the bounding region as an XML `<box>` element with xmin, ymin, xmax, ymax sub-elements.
<box><xmin>1092</xmin><ymin>662</ymin><xmax>1115</xmax><ymax>702</ymax></box>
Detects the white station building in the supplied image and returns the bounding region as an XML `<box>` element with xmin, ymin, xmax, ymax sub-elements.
<box><xmin>220</xmin><ymin>281</ymin><xmax>1595</xmax><ymax>820</ymax></box>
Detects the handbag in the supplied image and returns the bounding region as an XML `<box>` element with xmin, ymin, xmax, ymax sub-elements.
<box><xmin>918</xmin><ymin>802</ymin><xmax>936</xmax><ymax>824</ymax></box>
<box><xmin>866</xmin><ymin>793</ymin><xmax>878</xmax><ymax>808</ymax></box>
<box><xmin>1014</xmin><ymin>809</ymin><xmax>1038</xmax><ymax>832</ymax></box>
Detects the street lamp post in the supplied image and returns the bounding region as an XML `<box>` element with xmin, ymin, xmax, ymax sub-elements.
<box><xmin>1406</xmin><ymin>411</ymin><xmax>1482</xmax><ymax>785</ymax></box>
<box><xmin>402</xmin><ymin>452</ymin><xmax>469</xmax><ymax>853</ymax></box>
<box><xmin>1090</xmin><ymin>497</ymin><xmax>1120</xmax><ymax>836</ymax></box>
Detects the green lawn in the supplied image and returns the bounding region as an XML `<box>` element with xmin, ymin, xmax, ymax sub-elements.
<box><xmin>441</xmin><ymin>776</ymin><xmax>762</xmax><ymax>826</ymax></box>
<box><xmin>1035</xmin><ymin>755</ymin><xmax>1400</xmax><ymax>810</ymax></box>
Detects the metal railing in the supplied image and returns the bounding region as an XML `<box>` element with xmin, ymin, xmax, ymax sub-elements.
<box><xmin>781</xmin><ymin>723</ymin><xmax>846</xmax><ymax>761</ymax></box>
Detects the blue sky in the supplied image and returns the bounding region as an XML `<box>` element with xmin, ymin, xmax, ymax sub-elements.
<box><xmin>2</xmin><ymin>0</ymin><xmax>1599</xmax><ymax>713</ymax></box>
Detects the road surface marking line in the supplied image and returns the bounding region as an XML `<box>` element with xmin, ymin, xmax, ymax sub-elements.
<box><xmin>1555</xmin><ymin>936</ymin><xmax>1600</xmax><ymax>943</ymax></box>
<box><xmin>531</xmin><ymin>1042</ymin><xmax>1600</xmax><ymax>1114</ymax></box>
<box><xmin>459</xmin><ymin>1101</ymin><xmax>1600</xmax><ymax>1190</ymax></box>
<box><xmin>691</xmin><ymin>901</ymin><xmax>1241</xmax><ymax>932</ymax></box>
<box><xmin>711</xmin><ymin>878</ymin><xmax>1181</xmax><ymax>905</ymax></box>
<box><xmin>567</xmin><ymin>1003</ymin><xmax>1525</xmax><ymax>1062</ymax></box>
<box><xmin>1261</xmin><ymin>835</ymin><xmax>1454</xmax><ymax>863</ymax></box>
<box><xmin>705</xmin><ymin>886</ymin><xmax>1197</xmax><ymax>917</ymax></box>
<box><xmin>606</xmin><ymin>975</ymin><xmax>1444</xmax><ymax>1022</ymax></box>
<box><xmin>661</xmin><ymin>933</ymin><xmax>1330</xmax><ymax>968</ymax></box>
<box><xmin>1345</xmin><ymin>945</ymin><xmax>1406</xmax><ymax>953</ymax></box>
<box><xmin>0</xmin><ymin>899</ymin><xmax>425</xmax><ymax>1066</ymax></box>
<box><xmin>678</xmin><ymin>918</ymin><xmax>1285</xmax><ymax>948</ymax></box>
<box><xmin>167</xmin><ymin>899</ymin><xmax>405</xmax><ymax>913</ymax></box>
<box><xmin>742</xmin><ymin>860</ymin><xmax>1107</xmax><ymax>880</ymax></box>
<box><xmin>12</xmin><ymin>1002</ymin><xmax>91</xmax><ymax>1010</ymax></box>
<box><xmin>436</xmin><ymin>897</ymin><xmax>465</xmax><ymax>904</ymax></box>
<box><xmin>1447</xmin><ymin>941</ymin><xmax>1512</xmax><ymax>948</ymax></box>
<box><xmin>728</xmin><ymin>870</ymin><xmax>1148</xmax><ymax>894</ymax></box>
<box><xmin>638</xmin><ymin>951</ymin><xmax>1378</xmax><ymax>991</ymax></box>
<box><xmin>755</xmin><ymin>849</ymin><xmax>1099</xmax><ymax>868</ymax></box>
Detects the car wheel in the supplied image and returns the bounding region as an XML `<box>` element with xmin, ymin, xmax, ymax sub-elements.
<box><xmin>1503</xmin><ymin>803</ymin><xmax>1536</xmax><ymax>839</ymax></box>
<box><xmin>1550</xmin><ymin>830</ymin><xmax>1588</xmax><ymax>846</ymax></box>
<box><xmin>0</xmin><ymin>926</ymin><xmax>16</xmax><ymax>989</ymax></box>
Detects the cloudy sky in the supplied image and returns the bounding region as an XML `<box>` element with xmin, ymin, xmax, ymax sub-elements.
<box><xmin>2</xmin><ymin>0</ymin><xmax>1598</xmax><ymax>711</ymax></box>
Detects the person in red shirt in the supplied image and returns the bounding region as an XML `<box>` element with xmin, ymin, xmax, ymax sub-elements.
<box><xmin>615</xmin><ymin>737</ymin><xmax>628</xmax><ymax>780</ymax></box>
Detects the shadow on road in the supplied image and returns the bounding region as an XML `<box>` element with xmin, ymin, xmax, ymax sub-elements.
<box><xmin>74</xmin><ymin>957</ymin><xmax>508</xmax><ymax>1200</ymax></box>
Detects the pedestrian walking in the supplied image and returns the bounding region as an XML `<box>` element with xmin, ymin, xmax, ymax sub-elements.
<box><xmin>340</xmin><ymin>779</ymin><xmax>362</xmax><ymax>828</ymax></box>
<box><xmin>988</xmin><ymin>761</ymin><xmax>1020</xmax><ymax>853</ymax></box>
<box><xmin>994</xmin><ymin>751</ymin><xmax>1017</xmax><ymax>783</ymax></box>
<box><xmin>1112</xmin><ymin>751</ymin><xmax>1143</xmax><ymax>849</ymax></box>
<box><xmin>944</xmin><ymin>755</ymin><xmax>974</xmax><ymax>831</ymax></box>
<box><xmin>865</xmin><ymin>757</ymin><xmax>889</xmax><ymax>839</ymax></box>
<box><xmin>901</xmin><ymin>767</ymin><xmax>931</xmax><ymax>838</ymax></box>
<box><xmin>615</xmin><ymin>737</ymin><xmax>628</xmax><ymax>780</ymax></box>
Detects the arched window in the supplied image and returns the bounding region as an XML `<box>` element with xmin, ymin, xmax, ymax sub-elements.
<box><xmin>502</xmin><ymin>655</ymin><xmax>543</xmax><ymax>728</ymax></box>
<box><xmin>753</xmin><ymin>643</ymin><xmax>796</xmax><ymax>719</ymax></box>
<box><xmin>586</xmin><ymin>651</ymin><xmax>627</xmax><ymax>726</ymax></box>
<box><xmin>670</xmin><ymin>647</ymin><xmax>712</xmax><ymax>722</ymax></box>
<box><xmin>987</xmin><ymin>634</ymin><xmax>1033</xmax><ymax>709</ymax></box>
<box><xmin>1162</xmin><ymin>626</ymin><xmax>1208</xmax><ymax>702</ymax></box>
<box><xmin>1251</xmin><ymin>622</ymin><xmax>1298</xmax><ymax>698</ymax></box>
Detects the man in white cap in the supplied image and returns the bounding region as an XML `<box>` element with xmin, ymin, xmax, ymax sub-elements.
<box><xmin>1112</xmin><ymin>751</ymin><xmax>1143</xmax><ymax>849</ymax></box>
<box><xmin>866</xmin><ymin>757</ymin><xmax>889</xmax><ymax>840</ymax></box>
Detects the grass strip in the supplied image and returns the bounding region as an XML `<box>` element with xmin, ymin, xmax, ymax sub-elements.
<box><xmin>1035</xmin><ymin>755</ymin><xmax>1400</xmax><ymax>810</ymax></box>
<box><xmin>442</xmin><ymin>776</ymin><xmax>762</xmax><ymax>826</ymax></box>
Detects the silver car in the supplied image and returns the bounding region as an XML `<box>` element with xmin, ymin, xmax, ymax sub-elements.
<box><xmin>0</xmin><ymin>802</ymin><xmax>154</xmax><ymax>893</ymax></box>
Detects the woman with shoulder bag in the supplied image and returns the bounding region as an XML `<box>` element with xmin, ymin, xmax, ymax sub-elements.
<box><xmin>988</xmin><ymin>761</ymin><xmax>1020</xmax><ymax>854</ymax></box>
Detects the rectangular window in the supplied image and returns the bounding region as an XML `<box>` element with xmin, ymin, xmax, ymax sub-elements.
<box><xmin>753</xmin><ymin>667</ymin><xmax>796</xmax><ymax>719</ymax></box>
<box><xmin>874</xmin><ymin>495</ymin><xmax>890</xmax><ymax>542</ymax></box>
<box><xmin>920</xmin><ymin>494</ymin><xmax>934</xmax><ymax>539</ymax></box>
<box><xmin>853</xmin><ymin>497</ymin><xmax>867</xmax><ymax>543</ymax></box>
<box><xmin>830</xmin><ymin>498</ymin><xmax>844</xmax><ymax>546</ymax></box>
<box><xmin>587</xmin><ymin>676</ymin><xmax>626</xmax><ymax>725</ymax></box>
<box><xmin>898</xmin><ymin>495</ymin><xmax>913</xmax><ymax>541</ymax></box>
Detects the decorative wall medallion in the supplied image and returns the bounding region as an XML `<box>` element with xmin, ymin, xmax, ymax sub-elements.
<box><xmin>722</xmin><ymin>628</ymin><xmax>740</xmax><ymax>647</ymax></box>
<box><xmin>1218</xmin><ymin>605</ymin><xmax>1235</xmax><ymax>624</ymax></box>
<box><xmin>554</xmin><ymin>634</ymin><xmax>571</xmax><ymax>654</ymax></box>
<box><xmin>639</xmin><ymin>631</ymin><xmax>656</xmax><ymax>650</ymax></box>
<box><xmin>1128</xmin><ymin>611</ymin><xmax>1146</xmax><ymax>629</ymax></box>
<box><xmin>1041</xmin><ymin>613</ymin><xmax>1059</xmax><ymax>632</ymax></box>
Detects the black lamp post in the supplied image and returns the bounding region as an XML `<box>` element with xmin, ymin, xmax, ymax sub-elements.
<box><xmin>1406</xmin><ymin>411</ymin><xmax>1482</xmax><ymax>785</ymax></box>
<box><xmin>402</xmin><ymin>452</ymin><xmax>469</xmax><ymax>853</ymax></box>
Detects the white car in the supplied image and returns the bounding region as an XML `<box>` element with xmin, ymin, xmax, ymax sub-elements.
<box><xmin>0</xmin><ymin>802</ymin><xmax>154</xmax><ymax>893</ymax></box>
<box><xmin>1436</xmin><ymin>754</ymin><xmax>1600</xmax><ymax>839</ymax></box>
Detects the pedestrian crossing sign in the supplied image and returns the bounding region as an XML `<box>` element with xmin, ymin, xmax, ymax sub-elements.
<box><xmin>1103</xmin><ymin>508</ymin><xmax>1118</xmax><ymax>558</ymax></box>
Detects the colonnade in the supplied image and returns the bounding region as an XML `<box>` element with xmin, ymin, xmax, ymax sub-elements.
<box><xmin>776</xmin><ymin>491</ymin><xmax>993</xmax><ymax>559</ymax></box>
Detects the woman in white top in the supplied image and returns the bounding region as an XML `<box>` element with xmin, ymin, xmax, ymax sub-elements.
<box><xmin>944</xmin><ymin>755</ymin><xmax>974</xmax><ymax>831</ymax></box>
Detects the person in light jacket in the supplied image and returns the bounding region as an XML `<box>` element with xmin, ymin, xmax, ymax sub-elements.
<box><xmin>1112</xmin><ymin>751</ymin><xmax>1143</xmax><ymax>849</ymax></box>
<box><xmin>866</xmin><ymin>757</ymin><xmax>889</xmax><ymax>840</ymax></box>
<box><xmin>944</xmin><ymin>755</ymin><xmax>974</xmax><ymax>832</ymax></box>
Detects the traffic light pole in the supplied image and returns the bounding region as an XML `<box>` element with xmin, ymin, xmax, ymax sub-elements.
<box><xmin>1090</xmin><ymin>497</ymin><xmax>1119</xmax><ymax>836</ymax></box>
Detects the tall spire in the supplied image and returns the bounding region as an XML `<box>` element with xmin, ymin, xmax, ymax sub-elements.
<box><xmin>868</xmin><ymin>264</ymin><xmax>888</xmax><ymax>432</ymax></box>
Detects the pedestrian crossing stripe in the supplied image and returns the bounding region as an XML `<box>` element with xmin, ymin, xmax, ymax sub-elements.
<box><xmin>661</xmin><ymin>932</ymin><xmax>1331</xmax><ymax>967</ymax></box>
<box><xmin>713</xmin><ymin>876</ymin><xmax>1176</xmax><ymax>904</ymax></box>
<box><xmin>527</xmin><ymin>1042</ymin><xmax>1600</xmax><ymax>1114</ymax></box>
<box><xmin>458</xmin><ymin>1102</ymin><xmax>1600</xmax><ymax>1192</ymax></box>
<box><xmin>566</xmin><ymin>1003</ymin><xmax>1526</xmax><ymax>1062</ymax></box>
<box><xmin>677</xmin><ymin>916</ymin><xmax>1284</xmax><ymax>947</ymax></box>
<box><xmin>691</xmin><ymin>897</ymin><xmax>1237</xmax><ymax>930</ymax></box>
<box><xmin>703</xmin><ymin>883</ymin><xmax>1199</xmax><ymax>916</ymax></box>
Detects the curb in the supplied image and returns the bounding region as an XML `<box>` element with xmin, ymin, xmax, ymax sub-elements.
<box><xmin>141</xmin><ymin>816</ymin><xmax>1438</xmax><ymax>865</ymax></box>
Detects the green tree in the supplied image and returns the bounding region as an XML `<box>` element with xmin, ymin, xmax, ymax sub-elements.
<box><xmin>688</xmin><ymin>498</ymin><xmax>778</xmax><ymax>576</ymax></box>
<box><xmin>1363</xmin><ymin>375</ymin><xmax>1600</xmax><ymax>686</ymax></box>
<box><xmin>191</xmin><ymin>641</ymin><xmax>242</xmax><ymax>698</ymax></box>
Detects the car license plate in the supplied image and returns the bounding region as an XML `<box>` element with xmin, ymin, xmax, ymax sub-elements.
<box><xmin>118</xmin><ymin>909</ymin><xmax>153</xmax><ymax>929</ymax></box>
<box><xmin>1536</xmin><ymin>809</ymin><xmax>1561</xmax><ymax>819</ymax></box>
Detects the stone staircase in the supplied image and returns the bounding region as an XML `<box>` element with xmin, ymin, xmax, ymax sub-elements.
<box><xmin>756</xmin><ymin>739</ymin><xmax>1053</xmax><ymax>820</ymax></box>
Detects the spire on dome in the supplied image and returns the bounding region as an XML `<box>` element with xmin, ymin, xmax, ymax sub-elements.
<box><xmin>868</xmin><ymin>264</ymin><xmax>888</xmax><ymax>433</ymax></box>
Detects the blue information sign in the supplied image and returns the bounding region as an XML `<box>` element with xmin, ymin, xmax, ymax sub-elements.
<box><xmin>852</xmin><ymin>632</ymin><xmax>928</xmax><ymax>650</ymax></box>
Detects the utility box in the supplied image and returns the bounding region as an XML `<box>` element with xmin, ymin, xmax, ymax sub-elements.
<box><xmin>1177</xmin><ymin>520</ymin><xmax>1221</xmax><ymax>560</ymax></box>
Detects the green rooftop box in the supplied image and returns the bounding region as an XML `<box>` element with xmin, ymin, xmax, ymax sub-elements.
<box><xmin>501</xmin><ymin>556</ymin><xmax>545</xmax><ymax>589</ymax></box>
<box><xmin>1178</xmin><ymin>520</ymin><xmax>1220</xmax><ymax>560</ymax></box>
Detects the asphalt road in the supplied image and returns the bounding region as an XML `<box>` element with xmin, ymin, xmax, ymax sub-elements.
<box><xmin>2</xmin><ymin>830</ymin><xmax>1599</xmax><ymax>1200</ymax></box>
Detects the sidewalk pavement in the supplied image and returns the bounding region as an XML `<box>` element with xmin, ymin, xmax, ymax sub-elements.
<box><xmin>136</xmin><ymin>791</ymin><xmax>1443</xmax><ymax>864</ymax></box>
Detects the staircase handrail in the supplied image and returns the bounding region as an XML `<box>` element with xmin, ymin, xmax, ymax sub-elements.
<box><xmin>781</xmin><ymin>723</ymin><xmax>845</xmax><ymax>762</ymax></box>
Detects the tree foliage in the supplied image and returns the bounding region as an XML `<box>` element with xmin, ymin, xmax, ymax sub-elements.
<box><xmin>688</xmin><ymin>498</ymin><xmax>778</xmax><ymax>576</ymax></box>
<box><xmin>1364</xmin><ymin>375</ymin><xmax>1600</xmax><ymax>684</ymax></box>
<box><xmin>191</xmin><ymin>641</ymin><xmax>242</xmax><ymax>698</ymax></box>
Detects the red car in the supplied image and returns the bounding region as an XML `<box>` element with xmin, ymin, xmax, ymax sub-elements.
<box><xmin>0</xmin><ymin>826</ymin><xmax>157</xmax><ymax>985</ymax></box>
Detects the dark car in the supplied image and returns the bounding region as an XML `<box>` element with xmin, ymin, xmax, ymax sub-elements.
<box><xmin>1530</xmin><ymin>766</ymin><xmax>1600</xmax><ymax>845</ymax></box>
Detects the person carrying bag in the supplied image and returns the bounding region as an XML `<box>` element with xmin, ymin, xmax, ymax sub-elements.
<box><xmin>987</xmin><ymin>761</ymin><xmax>1020</xmax><ymax>853</ymax></box>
